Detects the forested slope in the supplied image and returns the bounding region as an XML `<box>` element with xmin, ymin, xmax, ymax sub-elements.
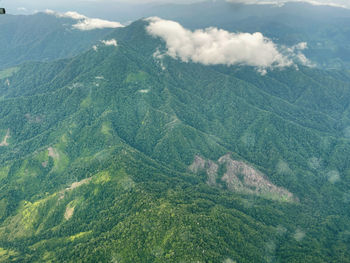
<box><xmin>0</xmin><ymin>20</ymin><xmax>349</xmax><ymax>262</ymax></box>
<box><xmin>0</xmin><ymin>13</ymin><xmax>114</xmax><ymax>70</ymax></box>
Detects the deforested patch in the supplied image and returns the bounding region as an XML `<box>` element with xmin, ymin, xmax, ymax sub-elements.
<box><xmin>189</xmin><ymin>155</ymin><xmax>206</xmax><ymax>173</ymax></box>
<box><xmin>0</xmin><ymin>129</ymin><xmax>10</xmax><ymax>147</ymax></box>
<box><xmin>219</xmin><ymin>154</ymin><xmax>295</xmax><ymax>202</ymax></box>
<box><xmin>66</xmin><ymin>178</ymin><xmax>92</xmax><ymax>191</ymax></box>
<box><xmin>48</xmin><ymin>147</ymin><xmax>59</xmax><ymax>160</ymax></box>
<box><xmin>206</xmin><ymin>160</ymin><xmax>219</xmax><ymax>186</ymax></box>
<box><xmin>64</xmin><ymin>203</ymin><xmax>75</xmax><ymax>220</ymax></box>
<box><xmin>59</xmin><ymin>178</ymin><xmax>92</xmax><ymax>200</ymax></box>
<box><xmin>190</xmin><ymin>154</ymin><xmax>296</xmax><ymax>202</ymax></box>
<box><xmin>189</xmin><ymin>156</ymin><xmax>218</xmax><ymax>186</ymax></box>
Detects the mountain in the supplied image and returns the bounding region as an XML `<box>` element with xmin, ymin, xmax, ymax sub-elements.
<box><xmin>108</xmin><ymin>0</ymin><xmax>350</xmax><ymax>70</ymax></box>
<box><xmin>0</xmin><ymin>13</ymin><xmax>115</xmax><ymax>70</ymax></box>
<box><xmin>0</xmin><ymin>19</ymin><xmax>349</xmax><ymax>262</ymax></box>
<box><xmin>4</xmin><ymin>1</ymin><xmax>350</xmax><ymax>70</ymax></box>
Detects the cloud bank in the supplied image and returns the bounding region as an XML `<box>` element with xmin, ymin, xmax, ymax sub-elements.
<box><xmin>226</xmin><ymin>0</ymin><xmax>347</xmax><ymax>9</ymax></box>
<box><xmin>101</xmin><ymin>39</ymin><xmax>118</xmax><ymax>46</ymax></box>
<box><xmin>146</xmin><ymin>17</ymin><xmax>311</xmax><ymax>72</ymax></box>
<box><xmin>45</xmin><ymin>10</ymin><xmax>124</xmax><ymax>31</ymax></box>
<box><xmin>92</xmin><ymin>39</ymin><xmax>118</xmax><ymax>51</ymax></box>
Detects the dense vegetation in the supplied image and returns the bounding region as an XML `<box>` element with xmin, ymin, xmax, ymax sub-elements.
<box><xmin>0</xmin><ymin>19</ymin><xmax>349</xmax><ymax>262</ymax></box>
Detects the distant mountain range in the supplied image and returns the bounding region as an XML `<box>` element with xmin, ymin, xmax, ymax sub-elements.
<box><xmin>143</xmin><ymin>1</ymin><xmax>350</xmax><ymax>70</ymax></box>
<box><xmin>3</xmin><ymin>1</ymin><xmax>350</xmax><ymax>70</ymax></box>
<box><xmin>0</xmin><ymin>12</ymin><xmax>115</xmax><ymax>69</ymax></box>
<box><xmin>0</xmin><ymin>7</ymin><xmax>349</xmax><ymax>262</ymax></box>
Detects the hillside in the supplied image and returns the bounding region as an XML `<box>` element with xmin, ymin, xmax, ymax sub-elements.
<box><xmin>0</xmin><ymin>13</ymin><xmax>117</xmax><ymax>70</ymax></box>
<box><xmin>0</xmin><ymin>19</ymin><xmax>349</xmax><ymax>262</ymax></box>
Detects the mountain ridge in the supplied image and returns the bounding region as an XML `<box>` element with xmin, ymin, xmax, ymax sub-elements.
<box><xmin>0</xmin><ymin>17</ymin><xmax>349</xmax><ymax>262</ymax></box>
<box><xmin>0</xmin><ymin>12</ymin><xmax>116</xmax><ymax>70</ymax></box>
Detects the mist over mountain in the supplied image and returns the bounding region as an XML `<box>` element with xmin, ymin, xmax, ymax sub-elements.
<box><xmin>0</xmin><ymin>3</ymin><xmax>349</xmax><ymax>263</ymax></box>
<box><xmin>0</xmin><ymin>12</ymin><xmax>118</xmax><ymax>69</ymax></box>
<box><xmin>3</xmin><ymin>1</ymin><xmax>350</xmax><ymax>70</ymax></box>
<box><xmin>139</xmin><ymin>1</ymin><xmax>350</xmax><ymax>70</ymax></box>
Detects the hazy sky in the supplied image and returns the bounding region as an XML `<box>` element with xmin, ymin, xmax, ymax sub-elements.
<box><xmin>1</xmin><ymin>0</ymin><xmax>201</xmax><ymax>12</ymax></box>
<box><xmin>1</xmin><ymin>0</ymin><xmax>349</xmax><ymax>19</ymax></box>
<box><xmin>0</xmin><ymin>0</ymin><xmax>207</xmax><ymax>21</ymax></box>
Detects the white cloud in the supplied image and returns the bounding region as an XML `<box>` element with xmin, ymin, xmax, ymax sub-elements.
<box><xmin>293</xmin><ymin>42</ymin><xmax>308</xmax><ymax>51</ymax></box>
<box><xmin>285</xmin><ymin>42</ymin><xmax>315</xmax><ymax>67</ymax></box>
<box><xmin>146</xmin><ymin>17</ymin><xmax>311</xmax><ymax>72</ymax></box>
<box><xmin>49</xmin><ymin>10</ymin><xmax>86</xmax><ymax>20</ymax></box>
<box><xmin>92</xmin><ymin>39</ymin><xmax>118</xmax><ymax>52</ymax></box>
<box><xmin>153</xmin><ymin>48</ymin><xmax>167</xmax><ymax>70</ymax></box>
<box><xmin>73</xmin><ymin>18</ymin><xmax>124</xmax><ymax>31</ymax></box>
<box><xmin>45</xmin><ymin>10</ymin><xmax>124</xmax><ymax>31</ymax></box>
<box><xmin>226</xmin><ymin>0</ymin><xmax>347</xmax><ymax>9</ymax></box>
<box><xmin>101</xmin><ymin>39</ymin><xmax>118</xmax><ymax>46</ymax></box>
